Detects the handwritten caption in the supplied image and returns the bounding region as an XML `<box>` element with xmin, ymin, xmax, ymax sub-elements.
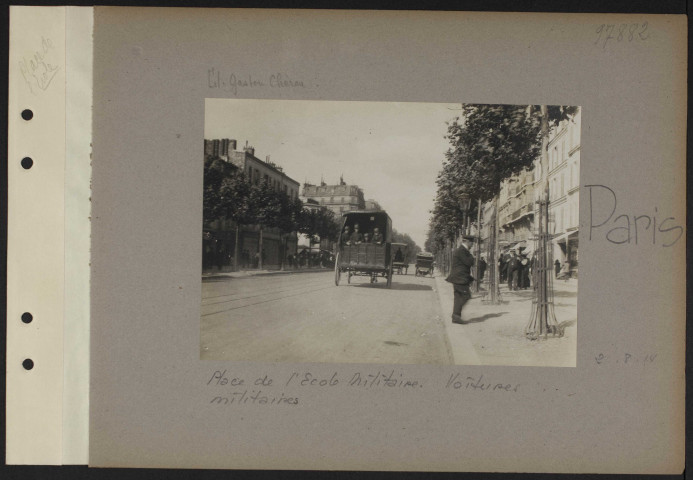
<box><xmin>586</xmin><ymin>185</ymin><xmax>683</xmax><ymax>247</ymax></box>
<box><xmin>594</xmin><ymin>22</ymin><xmax>649</xmax><ymax>49</ymax></box>
<box><xmin>206</xmin><ymin>369</ymin><xmax>520</xmax><ymax>406</ymax></box>
<box><xmin>208</xmin><ymin>68</ymin><xmax>306</xmax><ymax>96</ymax></box>
<box><xmin>19</xmin><ymin>36</ymin><xmax>59</xmax><ymax>94</ymax></box>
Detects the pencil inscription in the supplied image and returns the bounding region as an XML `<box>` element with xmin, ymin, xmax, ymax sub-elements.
<box><xmin>594</xmin><ymin>22</ymin><xmax>649</xmax><ymax>49</ymax></box>
<box><xmin>19</xmin><ymin>36</ymin><xmax>59</xmax><ymax>94</ymax></box>
<box><xmin>207</xmin><ymin>68</ymin><xmax>305</xmax><ymax>96</ymax></box>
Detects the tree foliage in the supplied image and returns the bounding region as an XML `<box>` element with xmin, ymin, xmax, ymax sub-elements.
<box><xmin>298</xmin><ymin>207</ymin><xmax>341</xmax><ymax>244</ymax></box>
<box><xmin>203</xmin><ymin>155</ymin><xmax>305</xmax><ymax>236</ymax></box>
<box><xmin>391</xmin><ymin>229</ymin><xmax>421</xmax><ymax>256</ymax></box>
<box><xmin>426</xmin><ymin>104</ymin><xmax>577</xmax><ymax>254</ymax></box>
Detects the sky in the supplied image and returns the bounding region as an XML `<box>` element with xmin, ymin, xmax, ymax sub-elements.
<box><xmin>205</xmin><ymin>99</ymin><xmax>463</xmax><ymax>248</ymax></box>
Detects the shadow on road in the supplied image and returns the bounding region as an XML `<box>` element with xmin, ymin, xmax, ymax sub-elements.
<box><xmin>350</xmin><ymin>282</ymin><xmax>433</xmax><ymax>291</ymax></box>
<box><xmin>558</xmin><ymin>319</ymin><xmax>576</xmax><ymax>329</ymax></box>
<box><xmin>463</xmin><ymin>312</ymin><xmax>509</xmax><ymax>323</ymax></box>
<box><xmin>202</xmin><ymin>277</ymin><xmax>234</xmax><ymax>283</ymax></box>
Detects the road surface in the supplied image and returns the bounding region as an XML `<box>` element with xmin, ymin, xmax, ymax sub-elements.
<box><xmin>201</xmin><ymin>270</ymin><xmax>453</xmax><ymax>364</ymax></box>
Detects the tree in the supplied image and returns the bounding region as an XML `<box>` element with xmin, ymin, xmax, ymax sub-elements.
<box><xmin>391</xmin><ymin>229</ymin><xmax>421</xmax><ymax>258</ymax></box>
<box><xmin>203</xmin><ymin>155</ymin><xmax>238</xmax><ymax>222</ymax></box>
<box><xmin>431</xmin><ymin>104</ymin><xmax>577</xmax><ymax>300</ymax></box>
<box><xmin>217</xmin><ymin>169</ymin><xmax>252</xmax><ymax>271</ymax></box>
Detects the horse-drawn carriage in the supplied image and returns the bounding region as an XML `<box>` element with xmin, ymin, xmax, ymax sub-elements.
<box><xmin>334</xmin><ymin>210</ymin><xmax>394</xmax><ymax>288</ymax></box>
<box><xmin>414</xmin><ymin>252</ymin><xmax>435</xmax><ymax>277</ymax></box>
<box><xmin>391</xmin><ymin>243</ymin><xmax>409</xmax><ymax>275</ymax></box>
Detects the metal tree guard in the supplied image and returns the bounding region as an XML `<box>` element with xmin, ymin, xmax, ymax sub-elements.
<box><xmin>483</xmin><ymin>196</ymin><xmax>502</xmax><ymax>304</ymax></box>
<box><xmin>525</xmin><ymin>105</ymin><xmax>561</xmax><ymax>339</ymax></box>
<box><xmin>525</xmin><ymin>199</ymin><xmax>561</xmax><ymax>339</ymax></box>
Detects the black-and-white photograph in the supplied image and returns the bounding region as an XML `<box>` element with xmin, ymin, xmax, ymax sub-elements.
<box><xmin>201</xmin><ymin>99</ymin><xmax>580</xmax><ymax>367</ymax></box>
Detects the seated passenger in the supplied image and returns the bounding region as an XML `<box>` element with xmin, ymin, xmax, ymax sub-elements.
<box><xmin>363</xmin><ymin>232</ymin><xmax>371</xmax><ymax>243</ymax></box>
<box><xmin>349</xmin><ymin>224</ymin><xmax>364</xmax><ymax>245</ymax></box>
<box><xmin>394</xmin><ymin>248</ymin><xmax>404</xmax><ymax>262</ymax></box>
<box><xmin>341</xmin><ymin>226</ymin><xmax>351</xmax><ymax>245</ymax></box>
<box><xmin>371</xmin><ymin>227</ymin><xmax>384</xmax><ymax>245</ymax></box>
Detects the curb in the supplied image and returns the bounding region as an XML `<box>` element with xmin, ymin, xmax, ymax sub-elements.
<box><xmin>434</xmin><ymin>275</ymin><xmax>482</xmax><ymax>366</ymax></box>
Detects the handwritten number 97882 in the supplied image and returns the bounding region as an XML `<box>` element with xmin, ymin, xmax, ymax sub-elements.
<box><xmin>595</xmin><ymin>22</ymin><xmax>649</xmax><ymax>48</ymax></box>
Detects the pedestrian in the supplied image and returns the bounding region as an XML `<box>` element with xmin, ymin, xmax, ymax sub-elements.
<box><xmin>520</xmin><ymin>254</ymin><xmax>530</xmax><ymax>289</ymax></box>
<box><xmin>446</xmin><ymin>235</ymin><xmax>476</xmax><ymax>324</ymax></box>
<box><xmin>554</xmin><ymin>259</ymin><xmax>561</xmax><ymax>278</ymax></box>
<box><xmin>478</xmin><ymin>256</ymin><xmax>487</xmax><ymax>282</ymax></box>
<box><xmin>507</xmin><ymin>251</ymin><xmax>520</xmax><ymax>291</ymax></box>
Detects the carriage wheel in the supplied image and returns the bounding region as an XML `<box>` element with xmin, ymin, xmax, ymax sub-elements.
<box><xmin>334</xmin><ymin>254</ymin><xmax>341</xmax><ymax>286</ymax></box>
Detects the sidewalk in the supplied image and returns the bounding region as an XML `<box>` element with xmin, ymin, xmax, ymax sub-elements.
<box><xmin>202</xmin><ymin>266</ymin><xmax>331</xmax><ymax>279</ymax></box>
<box><xmin>434</xmin><ymin>275</ymin><xmax>577</xmax><ymax>367</ymax></box>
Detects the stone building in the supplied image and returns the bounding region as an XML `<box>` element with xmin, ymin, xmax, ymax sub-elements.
<box><xmin>546</xmin><ymin>107</ymin><xmax>581</xmax><ymax>277</ymax></box>
<box><xmin>477</xmin><ymin>106</ymin><xmax>581</xmax><ymax>278</ymax></box>
<box><xmin>300</xmin><ymin>176</ymin><xmax>366</xmax><ymax>215</ymax></box>
<box><xmin>203</xmin><ymin>139</ymin><xmax>300</xmax><ymax>272</ymax></box>
<box><xmin>364</xmin><ymin>199</ymin><xmax>382</xmax><ymax>211</ymax></box>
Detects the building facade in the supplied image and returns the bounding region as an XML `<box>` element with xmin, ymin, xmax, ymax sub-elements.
<box><xmin>497</xmin><ymin>167</ymin><xmax>536</xmax><ymax>251</ymax></box>
<box><xmin>300</xmin><ymin>178</ymin><xmax>366</xmax><ymax>216</ymax></box>
<box><xmin>546</xmin><ymin>107</ymin><xmax>581</xmax><ymax>277</ymax></box>
<box><xmin>203</xmin><ymin>139</ymin><xmax>300</xmax><ymax>272</ymax></box>
<box><xmin>477</xmin><ymin>106</ymin><xmax>580</xmax><ymax>279</ymax></box>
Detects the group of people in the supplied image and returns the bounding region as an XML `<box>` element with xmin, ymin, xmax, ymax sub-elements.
<box><xmin>341</xmin><ymin>224</ymin><xmax>384</xmax><ymax>246</ymax></box>
<box><xmin>499</xmin><ymin>250</ymin><xmax>532</xmax><ymax>291</ymax></box>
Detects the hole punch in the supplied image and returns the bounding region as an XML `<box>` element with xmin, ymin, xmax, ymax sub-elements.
<box><xmin>21</xmin><ymin>157</ymin><xmax>33</xmax><ymax>170</ymax></box>
<box><xmin>21</xmin><ymin>109</ymin><xmax>33</xmax><ymax>121</ymax></box>
<box><xmin>22</xmin><ymin>359</ymin><xmax>34</xmax><ymax>370</ymax></box>
<box><xmin>21</xmin><ymin>312</ymin><xmax>33</xmax><ymax>324</ymax></box>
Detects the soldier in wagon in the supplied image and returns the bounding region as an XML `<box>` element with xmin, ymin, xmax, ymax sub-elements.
<box><xmin>349</xmin><ymin>223</ymin><xmax>364</xmax><ymax>245</ymax></box>
<box><xmin>371</xmin><ymin>227</ymin><xmax>384</xmax><ymax>245</ymax></box>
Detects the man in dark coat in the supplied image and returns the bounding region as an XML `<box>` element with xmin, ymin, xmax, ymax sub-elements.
<box><xmin>478</xmin><ymin>256</ymin><xmax>487</xmax><ymax>282</ymax></box>
<box><xmin>446</xmin><ymin>235</ymin><xmax>476</xmax><ymax>324</ymax></box>
<box><xmin>507</xmin><ymin>251</ymin><xmax>520</xmax><ymax>291</ymax></box>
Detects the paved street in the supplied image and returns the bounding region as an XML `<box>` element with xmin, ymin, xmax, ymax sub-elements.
<box><xmin>201</xmin><ymin>271</ymin><xmax>453</xmax><ymax>364</ymax></box>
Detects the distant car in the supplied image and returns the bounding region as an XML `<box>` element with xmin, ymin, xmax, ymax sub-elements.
<box><xmin>415</xmin><ymin>252</ymin><xmax>434</xmax><ymax>277</ymax></box>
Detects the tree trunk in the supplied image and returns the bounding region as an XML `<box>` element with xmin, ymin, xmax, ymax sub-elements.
<box><xmin>234</xmin><ymin>223</ymin><xmax>240</xmax><ymax>272</ymax></box>
<box><xmin>475</xmin><ymin>199</ymin><xmax>482</xmax><ymax>293</ymax></box>
<box><xmin>259</xmin><ymin>227</ymin><xmax>263</xmax><ymax>270</ymax></box>
<box><xmin>526</xmin><ymin>105</ymin><xmax>560</xmax><ymax>338</ymax></box>
<box><xmin>488</xmin><ymin>195</ymin><xmax>500</xmax><ymax>304</ymax></box>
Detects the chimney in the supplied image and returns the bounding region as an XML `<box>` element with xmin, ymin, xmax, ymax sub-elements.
<box><xmin>244</xmin><ymin>145</ymin><xmax>255</xmax><ymax>156</ymax></box>
<box><xmin>230</xmin><ymin>139</ymin><xmax>237</xmax><ymax>151</ymax></box>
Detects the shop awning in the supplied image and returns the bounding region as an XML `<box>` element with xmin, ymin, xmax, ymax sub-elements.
<box><xmin>553</xmin><ymin>230</ymin><xmax>578</xmax><ymax>244</ymax></box>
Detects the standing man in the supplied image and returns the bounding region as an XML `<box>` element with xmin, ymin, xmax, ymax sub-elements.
<box><xmin>446</xmin><ymin>235</ymin><xmax>476</xmax><ymax>325</ymax></box>
<box><xmin>478</xmin><ymin>256</ymin><xmax>487</xmax><ymax>283</ymax></box>
<box><xmin>507</xmin><ymin>251</ymin><xmax>519</xmax><ymax>291</ymax></box>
